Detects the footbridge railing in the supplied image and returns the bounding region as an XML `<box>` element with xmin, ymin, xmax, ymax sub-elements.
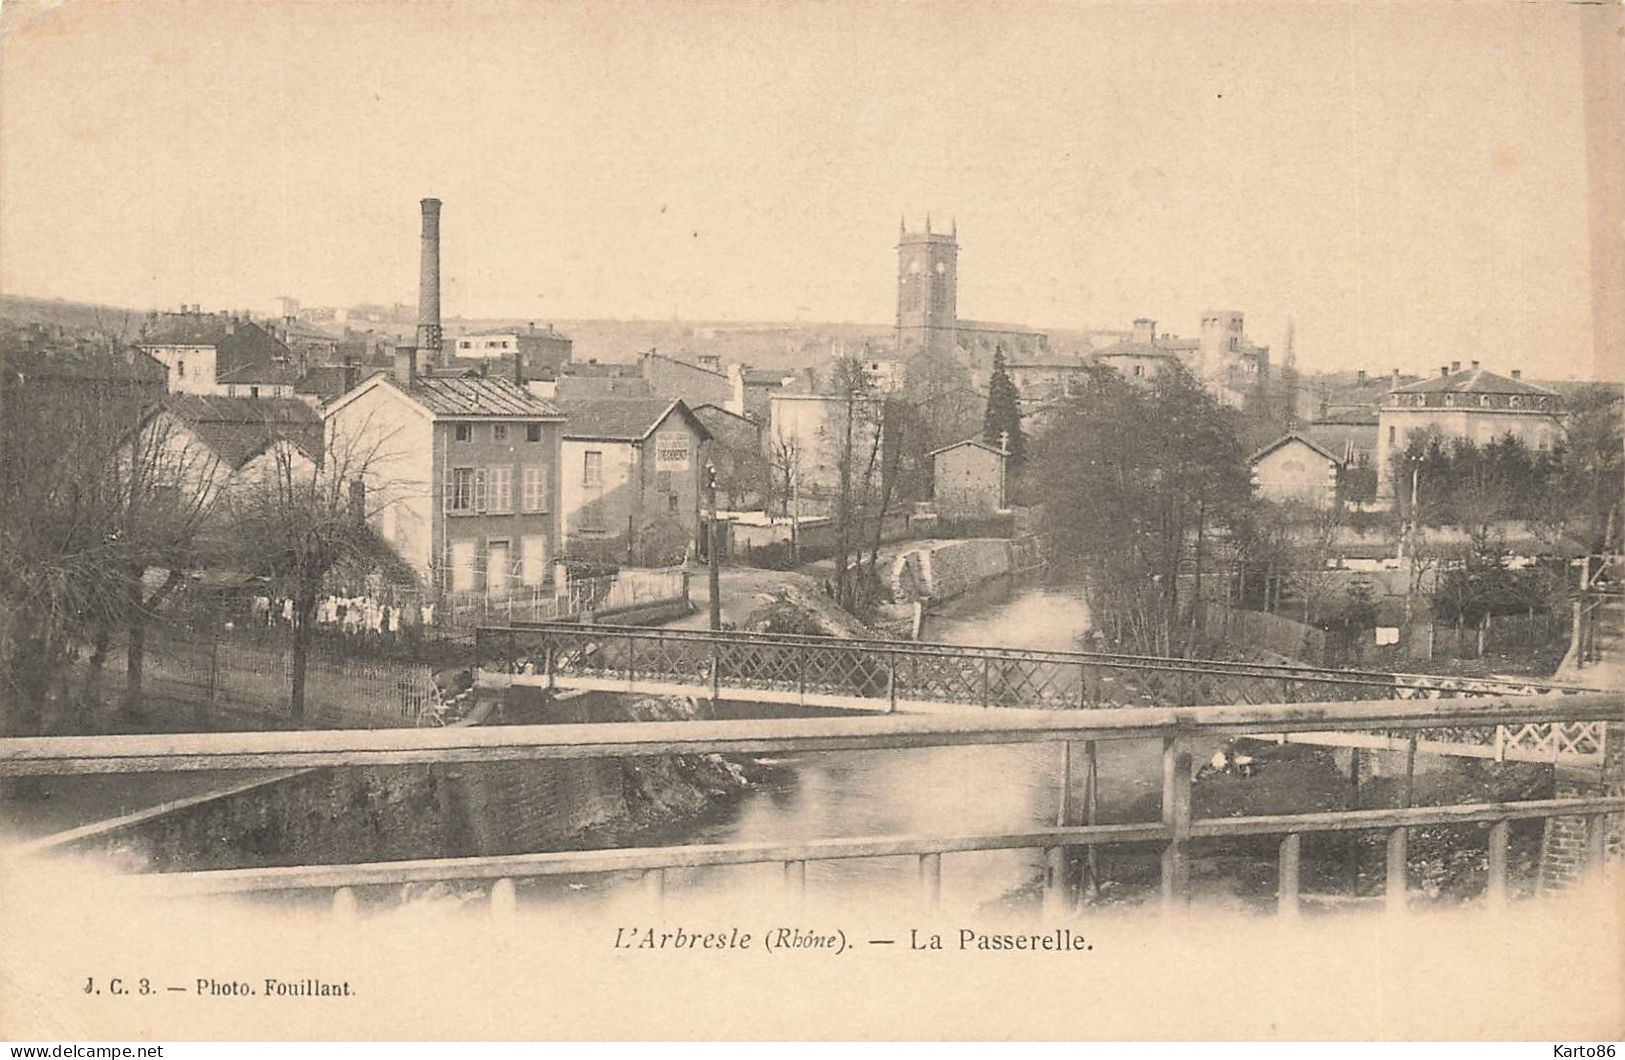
<box><xmin>472</xmin><ymin>623</ymin><xmax>1614</xmax><ymax>765</ymax></box>
<box><xmin>2</xmin><ymin>695</ymin><xmax>1618</xmax><ymax>915</ymax></box>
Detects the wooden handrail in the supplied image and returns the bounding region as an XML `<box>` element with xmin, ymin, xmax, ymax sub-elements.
<box><xmin>109</xmin><ymin>795</ymin><xmax>1622</xmax><ymax>897</ymax></box>
<box><xmin>3</xmin><ymin>695</ymin><xmax>1619</xmax><ymax>776</ymax></box>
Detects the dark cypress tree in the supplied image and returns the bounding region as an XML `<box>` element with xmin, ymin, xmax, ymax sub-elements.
<box><xmin>982</xmin><ymin>346</ymin><xmax>1024</xmax><ymax>465</ymax></box>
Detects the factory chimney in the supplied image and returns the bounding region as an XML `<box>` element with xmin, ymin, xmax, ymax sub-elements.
<box><xmin>417</xmin><ymin>198</ymin><xmax>444</xmax><ymax>367</ymax></box>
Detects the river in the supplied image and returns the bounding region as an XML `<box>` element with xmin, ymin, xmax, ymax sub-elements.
<box><xmin>609</xmin><ymin>579</ymin><xmax>1166</xmax><ymax>910</ymax></box>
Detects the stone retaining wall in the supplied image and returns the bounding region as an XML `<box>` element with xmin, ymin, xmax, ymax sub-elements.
<box><xmin>78</xmin><ymin>690</ymin><xmax>739</xmax><ymax>873</ymax></box>
<box><xmin>889</xmin><ymin>538</ymin><xmax>1021</xmax><ymax>602</ymax></box>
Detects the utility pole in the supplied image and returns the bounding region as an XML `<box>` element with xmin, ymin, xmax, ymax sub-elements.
<box><xmin>706</xmin><ymin>460</ymin><xmax>722</xmax><ymax>630</ymax></box>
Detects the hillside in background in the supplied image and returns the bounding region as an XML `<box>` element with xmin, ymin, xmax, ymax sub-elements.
<box><xmin>454</xmin><ymin>318</ymin><xmax>893</xmax><ymax>371</ymax></box>
<box><xmin>4</xmin><ymin>293</ymin><xmax>1612</xmax><ymax>393</ymax></box>
<box><xmin>0</xmin><ymin>293</ymin><xmax>151</xmax><ymax>338</ymax></box>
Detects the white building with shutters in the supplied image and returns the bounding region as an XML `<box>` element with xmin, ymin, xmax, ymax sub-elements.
<box><xmin>322</xmin><ymin>353</ymin><xmax>565</xmax><ymax>599</ymax></box>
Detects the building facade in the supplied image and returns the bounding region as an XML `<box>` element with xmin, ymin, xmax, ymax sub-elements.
<box><xmin>143</xmin><ymin>395</ymin><xmax>324</xmax><ymax>516</ymax></box>
<box><xmin>322</xmin><ymin>352</ymin><xmax>565</xmax><ymax>599</ymax></box>
<box><xmin>929</xmin><ymin>438</ymin><xmax>1007</xmax><ymax>517</ymax></box>
<box><xmin>639</xmin><ymin>351</ymin><xmax>733</xmax><ymax>408</ymax></box>
<box><xmin>1375</xmin><ymin>363</ymin><xmax>1566</xmax><ymax>496</ymax></box>
<box><xmin>692</xmin><ymin>402</ymin><xmax>768</xmax><ymax>510</ymax></box>
<box><xmin>1090</xmin><ymin>315</ymin><xmax>1267</xmax><ymax>407</ymax></box>
<box><xmin>557</xmin><ymin>398</ymin><xmax>711</xmax><ymax>564</ymax></box>
<box><xmin>137</xmin><ymin>309</ymin><xmax>297</xmax><ymax>397</ymax></box>
<box><xmin>453</xmin><ymin>324</ymin><xmax>573</xmax><ymax>374</ymax></box>
<box><xmin>1250</xmin><ymin>432</ymin><xmax>1340</xmax><ymax>508</ymax></box>
<box><xmin>768</xmin><ymin>392</ymin><xmax>882</xmax><ymax>517</ymax></box>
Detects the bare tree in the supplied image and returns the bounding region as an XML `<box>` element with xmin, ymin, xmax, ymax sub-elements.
<box><xmin>106</xmin><ymin>412</ymin><xmax>216</xmax><ymax>719</ymax></box>
<box><xmin>219</xmin><ymin>416</ymin><xmax>398</xmax><ymax>720</ymax></box>
<box><xmin>824</xmin><ymin>357</ymin><xmax>885</xmax><ymax>611</ymax></box>
<box><xmin>0</xmin><ymin>326</ymin><xmax>203</xmax><ymax>735</ymax></box>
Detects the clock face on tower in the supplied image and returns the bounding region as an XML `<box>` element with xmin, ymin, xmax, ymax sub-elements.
<box><xmin>935</xmin><ymin>261</ymin><xmax>946</xmax><ymax>274</ymax></box>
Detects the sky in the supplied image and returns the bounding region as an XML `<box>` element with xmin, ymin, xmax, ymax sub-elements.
<box><xmin>0</xmin><ymin>0</ymin><xmax>1614</xmax><ymax>378</ymax></box>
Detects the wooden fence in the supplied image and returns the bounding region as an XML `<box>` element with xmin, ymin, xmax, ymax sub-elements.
<box><xmin>5</xmin><ymin>694</ymin><xmax>1618</xmax><ymax>915</ymax></box>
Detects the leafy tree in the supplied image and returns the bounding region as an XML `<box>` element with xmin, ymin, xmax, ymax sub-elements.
<box><xmin>1031</xmin><ymin>362</ymin><xmax>1252</xmax><ymax>655</ymax></box>
<box><xmin>982</xmin><ymin>346</ymin><xmax>1023</xmax><ymax>466</ymax></box>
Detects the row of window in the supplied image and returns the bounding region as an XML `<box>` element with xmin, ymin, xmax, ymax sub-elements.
<box><xmin>444</xmin><ymin>534</ymin><xmax>550</xmax><ymax>595</ymax></box>
<box><xmin>575</xmin><ymin>450</ymin><xmax>694</xmax><ymax>491</ymax></box>
<box><xmin>1392</xmin><ymin>393</ymin><xmax>1550</xmax><ymax>409</ymax></box>
<box><xmin>1387</xmin><ymin>425</ymin><xmax>1552</xmax><ymax>450</ymax></box>
<box><xmin>452</xmin><ymin>423</ymin><xmax>544</xmax><ymax>444</ymax></box>
<box><xmin>447</xmin><ymin>466</ymin><xmax>550</xmax><ymax>513</ymax></box>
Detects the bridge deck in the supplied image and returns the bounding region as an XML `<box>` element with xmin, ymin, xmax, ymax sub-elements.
<box><xmin>0</xmin><ymin>694</ymin><xmax>1615</xmax><ymax>775</ymax></box>
<box><xmin>474</xmin><ymin>622</ymin><xmax>1616</xmax><ymax>763</ymax></box>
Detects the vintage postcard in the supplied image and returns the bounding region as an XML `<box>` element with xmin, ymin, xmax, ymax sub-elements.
<box><xmin>0</xmin><ymin>0</ymin><xmax>1621</xmax><ymax>1044</ymax></box>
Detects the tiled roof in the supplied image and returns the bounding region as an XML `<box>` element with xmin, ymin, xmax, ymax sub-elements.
<box><xmin>1312</xmin><ymin>405</ymin><xmax>1380</xmax><ymax>426</ymax></box>
<box><xmin>1249</xmin><ymin>432</ymin><xmax>1341</xmax><ymax>466</ymax></box>
<box><xmin>1092</xmin><ymin>341</ymin><xmax>1185</xmax><ymax>361</ymax></box>
<box><xmin>691</xmin><ymin>402</ymin><xmax>756</xmax><ymax>427</ymax></box>
<box><xmin>467</xmin><ymin>324</ymin><xmax>572</xmax><ymax>340</ymax></box>
<box><xmin>643</xmin><ymin>351</ymin><xmax>726</xmax><ymax>378</ymax></box>
<box><xmin>554</xmin><ymin>375</ymin><xmax>654</xmax><ymax>400</ymax></box>
<box><xmin>2</xmin><ymin>341</ymin><xmax>168</xmax><ymax>383</ymax></box>
<box><xmin>294</xmin><ymin>365</ymin><xmax>381</xmax><ymax>401</ymax></box>
<box><xmin>443</xmin><ymin>355</ymin><xmax>560</xmax><ymax>384</ymax></box>
<box><xmin>161</xmin><ymin>394</ymin><xmax>323</xmax><ymax>469</ymax></box>
<box><xmin>139</xmin><ymin>315</ymin><xmax>292</xmax><ymax>376</ymax></box>
<box><xmin>556</xmin><ymin>398</ymin><xmax>709</xmax><ymax>442</ymax></box>
<box><xmin>957</xmin><ymin>320</ymin><xmax>1047</xmax><ymax>335</ymax></box>
<box><xmin>391</xmin><ymin>373</ymin><xmax>561</xmax><ymax>418</ymax></box>
<box><xmin>1394</xmin><ymin>367</ymin><xmax>1556</xmax><ymax>397</ymax></box>
<box><xmin>217</xmin><ymin>360</ymin><xmax>299</xmax><ymax>385</ymax></box>
<box><xmin>928</xmin><ymin>437</ymin><xmax>1007</xmax><ymax>458</ymax></box>
<box><xmin>560</xmin><ymin>360</ymin><xmax>638</xmax><ymax>378</ymax></box>
<box><xmin>276</xmin><ymin>318</ymin><xmax>342</xmax><ymax>342</ymax></box>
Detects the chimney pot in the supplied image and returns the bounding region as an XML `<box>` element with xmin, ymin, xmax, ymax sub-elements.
<box><xmin>393</xmin><ymin>345</ymin><xmax>417</xmax><ymax>387</ymax></box>
<box><xmin>1511</xmin><ymin>369</ymin><xmax>1522</xmax><ymax>380</ymax></box>
<box><xmin>514</xmin><ymin>349</ymin><xmax>526</xmax><ymax>387</ymax></box>
<box><xmin>1356</xmin><ymin>369</ymin><xmax>1367</xmax><ymax>385</ymax></box>
<box><xmin>1440</xmin><ymin>365</ymin><xmax>1449</xmax><ymax>377</ymax></box>
<box><xmin>1470</xmin><ymin>360</ymin><xmax>1480</xmax><ymax>370</ymax></box>
<box><xmin>1450</xmin><ymin>360</ymin><xmax>1460</xmax><ymax>373</ymax></box>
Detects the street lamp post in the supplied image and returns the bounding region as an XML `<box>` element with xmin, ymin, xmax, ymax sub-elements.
<box><xmin>705</xmin><ymin>460</ymin><xmax>722</xmax><ymax>630</ymax></box>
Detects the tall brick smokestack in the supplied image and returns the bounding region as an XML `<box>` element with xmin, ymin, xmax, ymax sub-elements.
<box><xmin>417</xmin><ymin>197</ymin><xmax>443</xmax><ymax>367</ymax></box>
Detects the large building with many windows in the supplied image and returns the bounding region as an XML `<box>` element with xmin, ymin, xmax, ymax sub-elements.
<box><xmin>1374</xmin><ymin>362</ymin><xmax>1566</xmax><ymax>496</ymax></box>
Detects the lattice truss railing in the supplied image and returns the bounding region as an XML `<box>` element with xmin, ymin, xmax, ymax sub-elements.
<box><xmin>475</xmin><ymin>625</ymin><xmax>1610</xmax><ymax>763</ymax></box>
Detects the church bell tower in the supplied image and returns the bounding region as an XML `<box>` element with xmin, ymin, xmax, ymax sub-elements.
<box><xmin>895</xmin><ymin>215</ymin><xmax>958</xmax><ymax>359</ymax></box>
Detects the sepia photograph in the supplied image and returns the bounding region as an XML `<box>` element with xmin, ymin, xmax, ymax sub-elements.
<box><xmin>0</xmin><ymin>0</ymin><xmax>1621</xmax><ymax>1045</ymax></box>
